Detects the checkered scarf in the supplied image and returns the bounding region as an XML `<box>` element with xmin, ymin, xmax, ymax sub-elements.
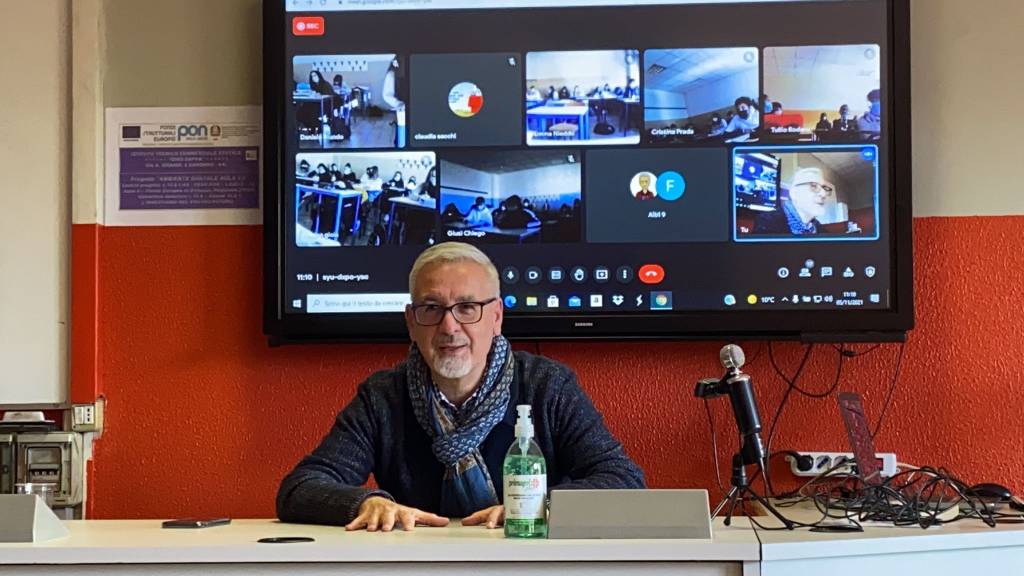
<box><xmin>782</xmin><ymin>198</ymin><xmax>819</xmax><ymax>235</ymax></box>
<box><xmin>406</xmin><ymin>335</ymin><xmax>514</xmax><ymax>517</ymax></box>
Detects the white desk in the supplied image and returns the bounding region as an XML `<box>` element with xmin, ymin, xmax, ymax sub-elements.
<box><xmin>754</xmin><ymin>505</ymin><xmax>1024</xmax><ymax>576</ymax></box>
<box><xmin>0</xmin><ymin>518</ymin><xmax>761</xmax><ymax>576</ymax></box>
<box><xmin>7</xmin><ymin>515</ymin><xmax>1022</xmax><ymax>576</ymax></box>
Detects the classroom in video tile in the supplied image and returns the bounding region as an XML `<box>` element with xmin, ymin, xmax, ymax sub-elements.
<box><xmin>292</xmin><ymin>54</ymin><xmax>407</xmax><ymax>149</ymax></box>
<box><xmin>525</xmin><ymin>50</ymin><xmax>641</xmax><ymax>146</ymax></box>
<box><xmin>761</xmin><ymin>45</ymin><xmax>882</xmax><ymax>143</ymax></box>
<box><xmin>439</xmin><ymin>150</ymin><xmax>582</xmax><ymax>244</ymax></box>
<box><xmin>644</xmin><ymin>47</ymin><xmax>760</xmax><ymax>144</ymax></box>
<box><xmin>295</xmin><ymin>151</ymin><xmax>437</xmax><ymax>247</ymax></box>
<box><xmin>734</xmin><ymin>146</ymin><xmax>879</xmax><ymax>241</ymax></box>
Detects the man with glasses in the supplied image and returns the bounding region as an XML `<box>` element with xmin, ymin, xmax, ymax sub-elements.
<box><xmin>277</xmin><ymin>242</ymin><xmax>645</xmax><ymax>532</ymax></box>
<box><xmin>753</xmin><ymin>167</ymin><xmax>834</xmax><ymax>236</ymax></box>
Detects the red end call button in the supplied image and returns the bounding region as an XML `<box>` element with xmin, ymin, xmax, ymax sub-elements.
<box><xmin>638</xmin><ymin>264</ymin><xmax>665</xmax><ymax>285</ymax></box>
<box><xmin>292</xmin><ymin>16</ymin><xmax>325</xmax><ymax>36</ymax></box>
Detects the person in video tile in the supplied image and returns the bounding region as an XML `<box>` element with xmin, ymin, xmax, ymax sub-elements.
<box><xmin>492</xmin><ymin>195</ymin><xmax>540</xmax><ymax>229</ymax></box>
<box><xmin>315</xmin><ymin>163</ymin><xmax>335</xmax><ymax>186</ymax></box>
<box><xmin>309</xmin><ymin>70</ymin><xmax>335</xmax><ymax>96</ymax></box>
<box><xmin>339</xmin><ymin>163</ymin><xmax>360</xmax><ymax>187</ymax></box>
<box><xmin>856</xmin><ymin>89</ymin><xmax>882</xmax><ymax>140</ymax></box>
<box><xmin>708</xmin><ymin>113</ymin><xmax>728</xmax><ymax>138</ymax></box>
<box><xmin>386</xmin><ymin>171</ymin><xmax>405</xmax><ymax>192</ymax></box>
<box><xmin>754</xmin><ymin>167</ymin><xmax>831</xmax><ymax>235</ymax></box>
<box><xmin>634</xmin><ymin>173</ymin><xmax>656</xmax><ymax>201</ymax></box>
<box><xmin>829</xmin><ymin>104</ymin><xmax>857</xmax><ymax>136</ymax></box>
<box><xmin>724</xmin><ymin>97</ymin><xmax>760</xmax><ymax>142</ymax></box>
<box><xmin>465</xmin><ymin>197</ymin><xmax>494</xmax><ymax>227</ymax></box>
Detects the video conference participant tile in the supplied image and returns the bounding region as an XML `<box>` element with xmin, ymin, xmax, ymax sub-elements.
<box><xmin>408</xmin><ymin>53</ymin><xmax>523</xmax><ymax>148</ymax></box>
<box><xmin>439</xmin><ymin>150</ymin><xmax>582</xmax><ymax>244</ymax></box>
<box><xmin>294</xmin><ymin>150</ymin><xmax>437</xmax><ymax>247</ymax></box>
<box><xmin>585</xmin><ymin>148</ymin><xmax>729</xmax><ymax>244</ymax></box>
<box><xmin>643</xmin><ymin>48</ymin><xmax>759</xmax><ymax>145</ymax></box>
<box><xmin>733</xmin><ymin>145</ymin><xmax>880</xmax><ymax>242</ymax></box>
<box><xmin>762</xmin><ymin>45</ymin><xmax>881</xmax><ymax>143</ymax></box>
<box><xmin>293</xmin><ymin>54</ymin><xmax>406</xmax><ymax>150</ymax></box>
<box><xmin>525</xmin><ymin>50</ymin><xmax>641</xmax><ymax>146</ymax></box>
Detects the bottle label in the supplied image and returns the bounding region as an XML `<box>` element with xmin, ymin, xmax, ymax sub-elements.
<box><xmin>503</xmin><ymin>474</ymin><xmax>546</xmax><ymax>520</ymax></box>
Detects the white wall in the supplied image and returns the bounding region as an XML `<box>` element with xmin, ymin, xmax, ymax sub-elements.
<box><xmin>645</xmin><ymin>69</ymin><xmax>757</xmax><ymax>123</ymax></box>
<box><xmin>496</xmin><ymin>163</ymin><xmax>581</xmax><ymax>204</ymax></box>
<box><xmin>684</xmin><ymin>69</ymin><xmax>759</xmax><ymax>118</ymax></box>
<box><xmin>0</xmin><ymin>0</ymin><xmax>70</xmax><ymax>405</ymax></box>
<box><xmin>644</xmin><ymin>88</ymin><xmax>688</xmax><ymax>123</ymax></box>
<box><xmin>911</xmin><ymin>0</ymin><xmax>1024</xmax><ymax>216</ymax></box>
<box><xmin>441</xmin><ymin>162</ymin><xmax>494</xmax><ymax>195</ymax></box>
<box><xmin>527</xmin><ymin>50</ymin><xmax>632</xmax><ymax>92</ymax></box>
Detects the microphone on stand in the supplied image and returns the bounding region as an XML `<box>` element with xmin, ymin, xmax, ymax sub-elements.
<box><xmin>695</xmin><ymin>344</ymin><xmax>793</xmax><ymax>528</ymax></box>
<box><xmin>719</xmin><ymin>343</ymin><xmax>745</xmax><ymax>374</ymax></box>
<box><xmin>718</xmin><ymin>345</ymin><xmax>764</xmax><ymax>460</ymax></box>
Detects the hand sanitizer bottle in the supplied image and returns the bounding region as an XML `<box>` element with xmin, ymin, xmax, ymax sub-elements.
<box><xmin>503</xmin><ymin>404</ymin><xmax>547</xmax><ymax>538</ymax></box>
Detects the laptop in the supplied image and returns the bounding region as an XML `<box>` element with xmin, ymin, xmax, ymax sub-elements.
<box><xmin>547</xmin><ymin>489</ymin><xmax>712</xmax><ymax>539</ymax></box>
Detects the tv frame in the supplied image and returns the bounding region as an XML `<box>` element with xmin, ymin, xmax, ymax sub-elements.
<box><xmin>262</xmin><ymin>0</ymin><xmax>913</xmax><ymax>344</ymax></box>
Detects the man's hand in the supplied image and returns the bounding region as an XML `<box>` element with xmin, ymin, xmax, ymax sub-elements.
<box><xmin>346</xmin><ymin>496</ymin><xmax>449</xmax><ymax>532</ymax></box>
<box><xmin>461</xmin><ymin>505</ymin><xmax>505</xmax><ymax>529</ymax></box>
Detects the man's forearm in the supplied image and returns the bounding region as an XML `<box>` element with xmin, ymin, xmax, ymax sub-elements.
<box><xmin>277</xmin><ymin>473</ymin><xmax>393</xmax><ymax>526</ymax></box>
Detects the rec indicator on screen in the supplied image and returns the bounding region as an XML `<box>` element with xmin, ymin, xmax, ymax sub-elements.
<box><xmin>292</xmin><ymin>16</ymin><xmax>325</xmax><ymax>36</ymax></box>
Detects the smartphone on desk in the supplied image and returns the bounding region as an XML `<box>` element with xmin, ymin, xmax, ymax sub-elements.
<box><xmin>162</xmin><ymin>518</ymin><xmax>232</xmax><ymax>529</ymax></box>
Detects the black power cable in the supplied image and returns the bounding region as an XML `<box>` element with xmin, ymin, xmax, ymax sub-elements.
<box><xmin>761</xmin><ymin>342</ymin><xmax>816</xmax><ymax>496</ymax></box>
<box><xmin>702</xmin><ymin>398</ymin><xmax>728</xmax><ymax>496</ymax></box>
<box><xmin>872</xmin><ymin>340</ymin><xmax>907</xmax><ymax>440</ymax></box>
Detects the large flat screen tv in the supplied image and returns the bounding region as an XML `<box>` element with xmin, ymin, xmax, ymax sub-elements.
<box><xmin>264</xmin><ymin>0</ymin><xmax>912</xmax><ymax>343</ymax></box>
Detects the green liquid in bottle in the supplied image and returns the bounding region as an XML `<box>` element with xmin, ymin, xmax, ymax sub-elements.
<box><xmin>503</xmin><ymin>437</ymin><xmax>548</xmax><ymax>538</ymax></box>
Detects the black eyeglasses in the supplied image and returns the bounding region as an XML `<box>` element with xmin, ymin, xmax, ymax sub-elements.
<box><xmin>795</xmin><ymin>181</ymin><xmax>835</xmax><ymax>196</ymax></box>
<box><xmin>411</xmin><ymin>298</ymin><xmax>498</xmax><ymax>326</ymax></box>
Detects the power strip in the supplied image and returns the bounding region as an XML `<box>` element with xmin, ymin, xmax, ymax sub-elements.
<box><xmin>786</xmin><ymin>451</ymin><xmax>898</xmax><ymax>478</ymax></box>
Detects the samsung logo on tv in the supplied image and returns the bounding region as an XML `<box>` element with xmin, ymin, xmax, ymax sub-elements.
<box><xmin>574</xmin><ymin>321</ymin><xmax>595</xmax><ymax>328</ymax></box>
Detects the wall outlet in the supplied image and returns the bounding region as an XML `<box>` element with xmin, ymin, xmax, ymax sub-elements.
<box><xmin>786</xmin><ymin>451</ymin><xmax>897</xmax><ymax>478</ymax></box>
<box><xmin>72</xmin><ymin>400</ymin><xmax>104</xmax><ymax>434</ymax></box>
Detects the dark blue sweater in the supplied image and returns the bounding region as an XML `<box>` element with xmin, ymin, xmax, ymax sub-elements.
<box><xmin>277</xmin><ymin>351</ymin><xmax>646</xmax><ymax>525</ymax></box>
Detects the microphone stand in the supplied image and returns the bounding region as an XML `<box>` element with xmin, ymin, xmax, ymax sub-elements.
<box><xmin>696</xmin><ymin>370</ymin><xmax>794</xmax><ymax>529</ymax></box>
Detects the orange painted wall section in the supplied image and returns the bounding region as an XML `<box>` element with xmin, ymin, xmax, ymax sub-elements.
<box><xmin>82</xmin><ymin>217</ymin><xmax>1024</xmax><ymax>519</ymax></box>
<box><xmin>71</xmin><ymin>224</ymin><xmax>101</xmax><ymax>404</ymax></box>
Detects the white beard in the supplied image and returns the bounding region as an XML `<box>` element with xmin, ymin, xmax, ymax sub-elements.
<box><xmin>434</xmin><ymin>352</ymin><xmax>473</xmax><ymax>379</ymax></box>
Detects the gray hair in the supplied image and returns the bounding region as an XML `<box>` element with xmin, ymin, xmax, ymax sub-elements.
<box><xmin>408</xmin><ymin>242</ymin><xmax>500</xmax><ymax>298</ymax></box>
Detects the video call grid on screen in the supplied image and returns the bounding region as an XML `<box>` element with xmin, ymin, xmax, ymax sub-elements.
<box><xmin>279</xmin><ymin>0</ymin><xmax>894</xmax><ymax>316</ymax></box>
<box><xmin>284</xmin><ymin>41</ymin><xmax>885</xmax><ymax>237</ymax></box>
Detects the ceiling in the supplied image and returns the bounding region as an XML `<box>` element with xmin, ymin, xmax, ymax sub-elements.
<box><xmin>644</xmin><ymin>48</ymin><xmax>758</xmax><ymax>92</ymax></box>
<box><xmin>764</xmin><ymin>45</ymin><xmax>880</xmax><ymax>77</ymax></box>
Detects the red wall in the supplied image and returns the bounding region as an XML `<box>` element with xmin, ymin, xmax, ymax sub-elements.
<box><xmin>79</xmin><ymin>217</ymin><xmax>1024</xmax><ymax>519</ymax></box>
